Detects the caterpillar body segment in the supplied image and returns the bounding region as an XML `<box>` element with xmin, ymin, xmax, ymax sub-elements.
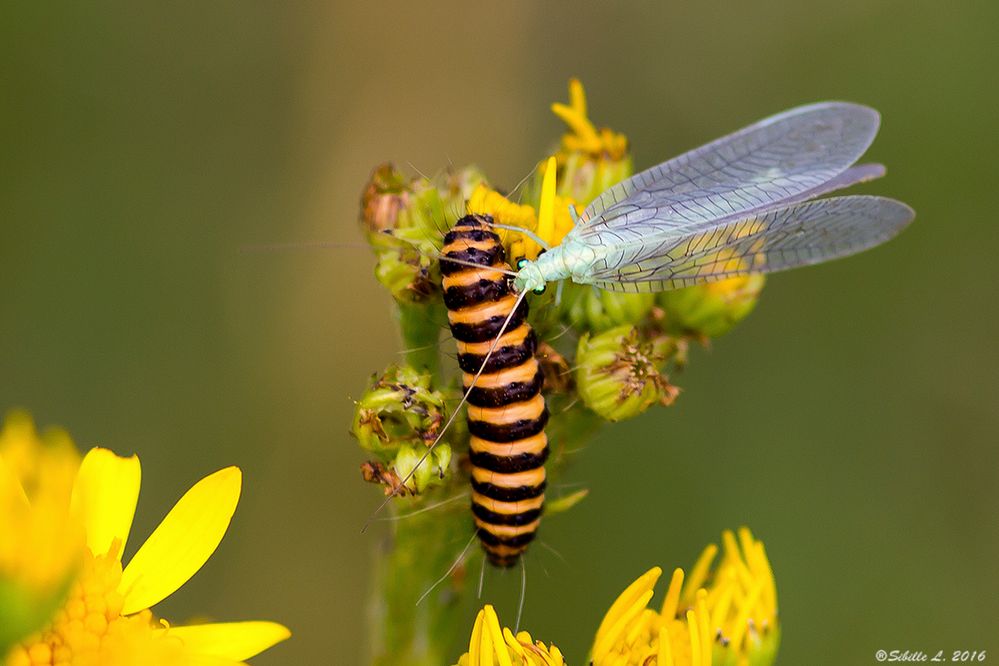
<box><xmin>441</xmin><ymin>214</ymin><xmax>548</xmax><ymax>567</ymax></box>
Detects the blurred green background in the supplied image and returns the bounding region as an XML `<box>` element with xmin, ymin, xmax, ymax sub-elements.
<box><xmin>2</xmin><ymin>1</ymin><xmax>997</xmax><ymax>664</ymax></box>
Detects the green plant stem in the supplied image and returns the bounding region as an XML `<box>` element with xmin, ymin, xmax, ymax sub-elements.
<box><xmin>367</xmin><ymin>497</ymin><xmax>470</xmax><ymax>665</ymax></box>
<box><xmin>395</xmin><ymin>301</ymin><xmax>444</xmax><ymax>382</ymax></box>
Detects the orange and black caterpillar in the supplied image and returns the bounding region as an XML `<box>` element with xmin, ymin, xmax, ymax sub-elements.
<box><xmin>440</xmin><ymin>214</ymin><xmax>548</xmax><ymax>567</ymax></box>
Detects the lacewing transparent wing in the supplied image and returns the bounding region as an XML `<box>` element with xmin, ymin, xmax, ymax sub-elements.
<box><xmin>588</xmin><ymin>195</ymin><xmax>912</xmax><ymax>292</ymax></box>
<box><xmin>562</xmin><ymin>102</ymin><xmax>913</xmax><ymax>289</ymax></box>
<box><xmin>575</xmin><ymin>102</ymin><xmax>882</xmax><ymax>232</ymax></box>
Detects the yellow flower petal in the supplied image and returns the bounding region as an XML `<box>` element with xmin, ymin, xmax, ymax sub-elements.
<box><xmin>71</xmin><ymin>448</ymin><xmax>141</xmax><ymax>558</ymax></box>
<box><xmin>686</xmin><ymin>609</ymin><xmax>701</xmax><ymax>666</ymax></box>
<box><xmin>681</xmin><ymin>544</ymin><xmax>717</xmax><ymax>605</ymax></box>
<box><xmin>467</xmin><ymin>608</ymin><xmax>485</xmax><ymax>665</ymax></box>
<box><xmin>162</xmin><ymin>621</ymin><xmax>290</xmax><ymax>661</ymax></box>
<box><xmin>536</xmin><ymin>157</ymin><xmax>558</xmax><ymax>249</ymax></box>
<box><xmin>0</xmin><ymin>452</ymin><xmax>30</xmax><ymax>508</ymax></box>
<box><xmin>483</xmin><ymin>605</ymin><xmax>512</xmax><ymax>666</ymax></box>
<box><xmin>120</xmin><ymin>466</ymin><xmax>241</xmax><ymax>615</ymax></box>
<box><xmin>657</xmin><ymin>618</ymin><xmax>674</xmax><ymax>666</ymax></box>
<box><xmin>568</xmin><ymin>78</ymin><xmax>586</xmax><ymax>117</ymax></box>
<box><xmin>592</xmin><ymin>567</ymin><xmax>661</xmax><ymax>661</ymax></box>
<box><xmin>660</xmin><ymin>567</ymin><xmax>684</xmax><ymax>619</ymax></box>
<box><xmin>550</xmin><ymin>103</ymin><xmax>600</xmax><ymax>149</ymax></box>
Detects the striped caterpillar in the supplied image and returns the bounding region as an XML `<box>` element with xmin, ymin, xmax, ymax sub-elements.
<box><xmin>440</xmin><ymin>214</ymin><xmax>548</xmax><ymax>567</ymax></box>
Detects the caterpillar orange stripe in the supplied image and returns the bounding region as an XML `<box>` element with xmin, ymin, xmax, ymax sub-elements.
<box><xmin>440</xmin><ymin>214</ymin><xmax>548</xmax><ymax>568</ymax></box>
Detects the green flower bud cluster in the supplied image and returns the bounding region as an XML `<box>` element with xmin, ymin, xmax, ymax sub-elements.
<box><xmin>657</xmin><ymin>274</ymin><xmax>767</xmax><ymax>338</ymax></box>
<box><xmin>352</xmin><ymin>364</ymin><xmax>453</xmax><ymax>494</ymax></box>
<box><xmin>574</xmin><ymin>325</ymin><xmax>682</xmax><ymax>422</ymax></box>
<box><xmin>360</xmin><ymin>164</ymin><xmax>472</xmax><ymax>304</ymax></box>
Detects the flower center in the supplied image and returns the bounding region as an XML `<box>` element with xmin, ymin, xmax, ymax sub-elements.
<box><xmin>6</xmin><ymin>546</ymin><xmax>184</xmax><ymax>666</ymax></box>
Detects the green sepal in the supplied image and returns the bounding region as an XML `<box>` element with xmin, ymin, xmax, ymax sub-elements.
<box><xmin>544</xmin><ymin>488</ymin><xmax>589</xmax><ymax>515</ymax></box>
<box><xmin>713</xmin><ymin>621</ymin><xmax>780</xmax><ymax>666</ymax></box>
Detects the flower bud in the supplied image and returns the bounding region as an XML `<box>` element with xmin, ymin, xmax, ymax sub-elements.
<box><xmin>360</xmin><ymin>165</ymin><xmax>456</xmax><ymax>247</ymax></box>
<box><xmin>393</xmin><ymin>442</ymin><xmax>452</xmax><ymax>494</ymax></box>
<box><xmin>360</xmin><ymin>163</ymin><xmax>412</xmax><ymax>235</ymax></box>
<box><xmin>351</xmin><ymin>365</ymin><xmax>447</xmax><ymax>457</ymax></box>
<box><xmin>352</xmin><ymin>365</ymin><xmax>456</xmax><ymax>494</ymax></box>
<box><xmin>575</xmin><ymin>325</ymin><xmax>679</xmax><ymax>422</ymax></box>
<box><xmin>561</xmin><ymin>283</ymin><xmax>655</xmax><ymax>334</ymax></box>
<box><xmin>657</xmin><ymin>274</ymin><xmax>766</xmax><ymax>338</ymax></box>
<box><xmin>372</xmin><ymin>249</ymin><xmax>435</xmax><ymax>302</ymax></box>
<box><xmin>360</xmin><ymin>164</ymin><xmax>463</xmax><ymax>303</ymax></box>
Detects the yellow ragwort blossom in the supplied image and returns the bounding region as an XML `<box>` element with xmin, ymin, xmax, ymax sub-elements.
<box><xmin>592</xmin><ymin>528</ymin><xmax>778</xmax><ymax>666</ymax></box>
<box><xmin>6</xmin><ymin>444</ymin><xmax>289</xmax><ymax>666</ymax></box>
<box><xmin>550</xmin><ymin>78</ymin><xmax>628</xmax><ymax>162</ymax></box>
<box><xmin>467</xmin><ymin>157</ymin><xmax>577</xmax><ymax>262</ymax></box>
<box><xmin>0</xmin><ymin>412</ymin><xmax>85</xmax><ymax>653</ymax></box>
<box><xmin>454</xmin><ymin>605</ymin><xmax>565</xmax><ymax>666</ymax></box>
<box><xmin>466</xmin><ymin>79</ymin><xmax>633</xmax><ymax>262</ymax></box>
<box><xmin>549</xmin><ymin>79</ymin><xmax>633</xmax><ymax>207</ymax></box>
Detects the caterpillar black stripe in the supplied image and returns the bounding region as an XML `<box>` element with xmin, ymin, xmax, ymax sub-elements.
<box><xmin>441</xmin><ymin>214</ymin><xmax>548</xmax><ymax>568</ymax></box>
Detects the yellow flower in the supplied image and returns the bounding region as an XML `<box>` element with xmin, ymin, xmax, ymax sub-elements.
<box><xmin>467</xmin><ymin>157</ymin><xmax>577</xmax><ymax>262</ymax></box>
<box><xmin>592</xmin><ymin>528</ymin><xmax>778</xmax><ymax>666</ymax></box>
<box><xmin>0</xmin><ymin>411</ymin><xmax>85</xmax><ymax>654</ymax></box>
<box><xmin>6</xmin><ymin>446</ymin><xmax>290</xmax><ymax>665</ymax></box>
<box><xmin>454</xmin><ymin>605</ymin><xmax>565</xmax><ymax>666</ymax></box>
<box><xmin>550</xmin><ymin>78</ymin><xmax>628</xmax><ymax>162</ymax></box>
<box><xmin>549</xmin><ymin>79</ymin><xmax>633</xmax><ymax>206</ymax></box>
<box><xmin>466</xmin><ymin>79</ymin><xmax>633</xmax><ymax>261</ymax></box>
